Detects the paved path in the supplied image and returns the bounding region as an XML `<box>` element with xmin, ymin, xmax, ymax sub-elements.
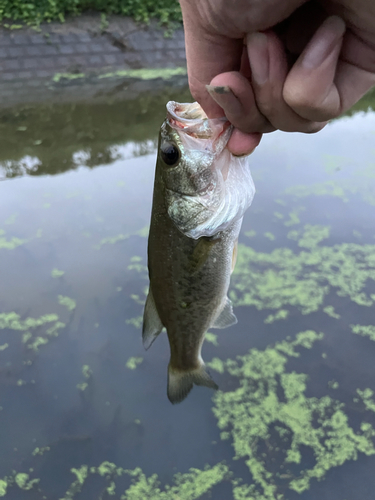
<box><xmin>0</xmin><ymin>14</ymin><xmax>187</xmax><ymax>106</ymax></box>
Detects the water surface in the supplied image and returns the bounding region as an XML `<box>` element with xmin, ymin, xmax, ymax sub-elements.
<box><xmin>0</xmin><ymin>88</ymin><xmax>375</xmax><ymax>500</ymax></box>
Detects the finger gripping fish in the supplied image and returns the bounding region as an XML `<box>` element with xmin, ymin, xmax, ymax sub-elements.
<box><xmin>143</xmin><ymin>101</ymin><xmax>255</xmax><ymax>404</ymax></box>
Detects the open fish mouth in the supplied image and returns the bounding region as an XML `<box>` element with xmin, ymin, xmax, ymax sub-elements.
<box><xmin>166</xmin><ymin>101</ymin><xmax>231</xmax><ymax>142</ymax></box>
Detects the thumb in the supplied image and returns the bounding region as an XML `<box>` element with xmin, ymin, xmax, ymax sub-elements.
<box><xmin>180</xmin><ymin>1</ymin><xmax>243</xmax><ymax>118</ymax></box>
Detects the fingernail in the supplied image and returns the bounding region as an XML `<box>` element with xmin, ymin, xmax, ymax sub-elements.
<box><xmin>302</xmin><ymin>16</ymin><xmax>345</xmax><ymax>69</ymax></box>
<box><xmin>206</xmin><ymin>85</ymin><xmax>243</xmax><ymax>115</ymax></box>
<box><xmin>246</xmin><ymin>32</ymin><xmax>269</xmax><ymax>85</ymax></box>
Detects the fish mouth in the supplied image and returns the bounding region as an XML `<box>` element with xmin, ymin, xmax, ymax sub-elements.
<box><xmin>166</xmin><ymin>101</ymin><xmax>231</xmax><ymax>142</ymax></box>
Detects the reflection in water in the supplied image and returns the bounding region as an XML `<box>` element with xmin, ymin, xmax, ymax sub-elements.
<box><xmin>0</xmin><ymin>88</ymin><xmax>375</xmax><ymax>499</ymax></box>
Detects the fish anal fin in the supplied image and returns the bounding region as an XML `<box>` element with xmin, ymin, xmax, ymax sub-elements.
<box><xmin>142</xmin><ymin>288</ymin><xmax>163</xmax><ymax>350</ymax></box>
<box><xmin>212</xmin><ymin>297</ymin><xmax>237</xmax><ymax>329</ymax></box>
<box><xmin>167</xmin><ymin>364</ymin><xmax>218</xmax><ymax>404</ymax></box>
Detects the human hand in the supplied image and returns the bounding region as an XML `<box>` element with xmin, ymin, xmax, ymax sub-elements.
<box><xmin>179</xmin><ymin>0</ymin><xmax>375</xmax><ymax>155</ymax></box>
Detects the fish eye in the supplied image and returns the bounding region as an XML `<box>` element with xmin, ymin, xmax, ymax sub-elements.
<box><xmin>160</xmin><ymin>142</ymin><xmax>180</xmax><ymax>167</ymax></box>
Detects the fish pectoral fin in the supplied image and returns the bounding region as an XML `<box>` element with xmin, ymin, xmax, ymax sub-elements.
<box><xmin>189</xmin><ymin>237</ymin><xmax>219</xmax><ymax>274</ymax></box>
<box><xmin>211</xmin><ymin>297</ymin><xmax>238</xmax><ymax>329</ymax></box>
<box><xmin>142</xmin><ymin>288</ymin><xmax>163</xmax><ymax>350</ymax></box>
<box><xmin>231</xmin><ymin>239</ymin><xmax>238</xmax><ymax>274</ymax></box>
<box><xmin>167</xmin><ymin>364</ymin><xmax>218</xmax><ymax>404</ymax></box>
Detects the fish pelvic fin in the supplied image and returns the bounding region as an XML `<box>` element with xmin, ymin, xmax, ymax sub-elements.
<box><xmin>167</xmin><ymin>363</ymin><xmax>218</xmax><ymax>404</ymax></box>
<box><xmin>211</xmin><ymin>297</ymin><xmax>237</xmax><ymax>329</ymax></box>
<box><xmin>142</xmin><ymin>288</ymin><xmax>163</xmax><ymax>350</ymax></box>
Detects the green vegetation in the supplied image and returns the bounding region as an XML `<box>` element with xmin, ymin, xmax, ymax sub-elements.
<box><xmin>126</xmin><ymin>356</ymin><xmax>143</xmax><ymax>369</ymax></box>
<box><xmin>212</xmin><ymin>331</ymin><xmax>375</xmax><ymax>499</ymax></box>
<box><xmin>0</xmin><ymin>311</ymin><xmax>65</xmax><ymax>352</ymax></box>
<box><xmin>55</xmin><ymin>462</ymin><xmax>229</xmax><ymax>500</ymax></box>
<box><xmin>231</xmin><ymin>230</ymin><xmax>375</xmax><ymax>314</ymax></box>
<box><xmin>0</xmin><ymin>0</ymin><xmax>182</xmax><ymax>25</ymax></box>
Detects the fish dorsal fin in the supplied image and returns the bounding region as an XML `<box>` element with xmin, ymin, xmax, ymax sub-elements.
<box><xmin>142</xmin><ymin>288</ymin><xmax>164</xmax><ymax>350</ymax></box>
<box><xmin>211</xmin><ymin>297</ymin><xmax>237</xmax><ymax>329</ymax></box>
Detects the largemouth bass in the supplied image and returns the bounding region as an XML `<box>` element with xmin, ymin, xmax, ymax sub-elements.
<box><xmin>143</xmin><ymin>101</ymin><xmax>255</xmax><ymax>404</ymax></box>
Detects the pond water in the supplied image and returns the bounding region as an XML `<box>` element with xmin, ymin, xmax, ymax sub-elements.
<box><xmin>0</xmin><ymin>86</ymin><xmax>375</xmax><ymax>500</ymax></box>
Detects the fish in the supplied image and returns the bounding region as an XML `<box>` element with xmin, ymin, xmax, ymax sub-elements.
<box><xmin>143</xmin><ymin>101</ymin><xmax>255</xmax><ymax>404</ymax></box>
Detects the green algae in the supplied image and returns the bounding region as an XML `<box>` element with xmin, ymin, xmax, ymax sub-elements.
<box><xmin>207</xmin><ymin>357</ymin><xmax>225</xmax><ymax>374</ymax></box>
<box><xmin>211</xmin><ymin>331</ymin><xmax>375</xmax><ymax>499</ymax></box>
<box><xmin>0</xmin><ymin>233</ymin><xmax>27</xmax><ymax>250</ymax></box>
<box><xmin>357</xmin><ymin>389</ymin><xmax>375</xmax><ymax>413</ymax></box>
<box><xmin>0</xmin><ymin>343</ymin><xmax>8</xmax><ymax>351</ymax></box>
<box><xmin>323</xmin><ymin>306</ymin><xmax>341</xmax><ymax>319</ymax></box>
<box><xmin>0</xmin><ymin>480</ymin><xmax>6</xmax><ymax>497</ymax></box>
<box><xmin>98</xmin><ymin>67</ymin><xmax>187</xmax><ymax>81</ymax></box>
<box><xmin>230</xmin><ymin>241</ymin><xmax>375</xmax><ymax>314</ymax></box>
<box><xmin>77</xmin><ymin>365</ymin><xmax>93</xmax><ymax>391</ymax></box>
<box><xmin>264</xmin><ymin>309</ymin><xmax>289</xmax><ymax>324</ymax></box>
<box><xmin>351</xmin><ymin>324</ymin><xmax>375</xmax><ymax>342</ymax></box>
<box><xmin>0</xmin><ymin>312</ymin><xmax>65</xmax><ymax>351</ymax></box>
<box><xmin>283</xmin><ymin>207</ymin><xmax>305</xmax><ymax>227</ymax></box>
<box><xmin>128</xmin><ymin>256</ymin><xmax>148</xmax><ymax>274</ymax></box>
<box><xmin>58</xmin><ymin>461</ymin><xmax>229</xmax><ymax>500</ymax></box>
<box><xmin>95</xmin><ymin>233</ymin><xmax>129</xmax><ymax>249</ymax></box>
<box><xmin>245</xmin><ymin>230</ymin><xmax>256</xmax><ymax>238</ymax></box>
<box><xmin>285</xmin><ymin>181</ymin><xmax>348</xmax><ymax>202</ymax></box>
<box><xmin>58</xmin><ymin>295</ymin><xmax>77</xmax><ymax>312</ymax></box>
<box><xmin>264</xmin><ymin>232</ymin><xmax>275</xmax><ymax>241</ymax></box>
<box><xmin>205</xmin><ymin>332</ymin><xmax>219</xmax><ymax>346</ymax></box>
<box><xmin>126</xmin><ymin>357</ymin><xmax>144</xmax><ymax>370</ymax></box>
<box><xmin>52</xmin><ymin>73</ymin><xmax>85</xmax><ymax>83</ymax></box>
<box><xmin>136</xmin><ymin>226</ymin><xmax>150</xmax><ymax>238</ymax></box>
<box><xmin>287</xmin><ymin>224</ymin><xmax>330</xmax><ymax>248</ymax></box>
<box><xmin>32</xmin><ymin>446</ymin><xmax>50</xmax><ymax>456</ymax></box>
<box><xmin>126</xmin><ymin>316</ymin><xmax>143</xmax><ymax>329</ymax></box>
<box><xmin>51</xmin><ymin>268</ymin><xmax>65</xmax><ymax>278</ymax></box>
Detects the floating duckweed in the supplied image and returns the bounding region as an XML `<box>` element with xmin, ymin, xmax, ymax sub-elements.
<box><xmin>283</xmin><ymin>207</ymin><xmax>305</xmax><ymax>226</ymax></box>
<box><xmin>245</xmin><ymin>230</ymin><xmax>257</xmax><ymax>238</ymax></box>
<box><xmin>58</xmin><ymin>295</ymin><xmax>76</xmax><ymax>312</ymax></box>
<box><xmin>128</xmin><ymin>256</ymin><xmax>148</xmax><ymax>274</ymax></box>
<box><xmin>264</xmin><ymin>309</ymin><xmax>289</xmax><ymax>324</ymax></box>
<box><xmin>205</xmin><ymin>332</ymin><xmax>219</xmax><ymax>346</ymax></box>
<box><xmin>357</xmin><ymin>389</ymin><xmax>375</xmax><ymax>413</ymax></box>
<box><xmin>323</xmin><ymin>306</ymin><xmax>341</xmax><ymax>319</ymax></box>
<box><xmin>136</xmin><ymin>226</ymin><xmax>150</xmax><ymax>238</ymax></box>
<box><xmin>15</xmin><ymin>473</ymin><xmax>39</xmax><ymax>490</ymax></box>
<box><xmin>32</xmin><ymin>446</ymin><xmax>50</xmax><ymax>456</ymax></box>
<box><xmin>59</xmin><ymin>462</ymin><xmax>229</xmax><ymax>500</ymax></box>
<box><xmin>0</xmin><ymin>480</ymin><xmax>6</xmax><ymax>497</ymax></box>
<box><xmin>264</xmin><ymin>232</ymin><xmax>276</xmax><ymax>241</ymax></box>
<box><xmin>126</xmin><ymin>357</ymin><xmax>144</xmax><ymax>370</ymax></box>
<box><xmin>351</xmin><ymin>325</ymin><xmax>375</xmax><ymax>342</ymax></box>
<box><xmin>51</xmin><ymin>268</ymin><xmax>65</xmax><ymax>278</ymax></box>
<box><xmin>0</xmin><ymin>233</ymin><xmax>27</xmax><ymax>250</ymax></box>
<box><xmin>82</xmin><ymin>365</ymin><xmax>93</xmax><ymax>379</ymax></box>
<box><xmin>0</xmin><ymin>312</ymin><xmax>64</xmax><ymax>352</ymax></box>
<box><xmin>95</xmin><ymin>234</ymin><xmax>128</xmax><ymax>249</ymax></box>
<box><xmin>328</xmin><ymin>380</ymin><xmax>340</xmax><ymax>389</ymax></box>
<box><xmin>207</xmin><ymin>357</ymin><xmax>225</xmax><ymax>374</ymax></box>
<box><xmin>230</xmin><ymin>241</ymin><xmax>375</xmax><ymax>313</ymax></box>
<box><xmin>285</xmin><ymin>181</ymin><xmax>348</xmax><ymax>201</ymax></box>
<box><xmin>126</xmin><ymin>316</ymin><xmax>143</xmax><ymax>329</ymax></box>
<box><xmin>287</xmin><ymin>224</ymin><xmax>330</xmax><ymax>248</ymax></box>
<box><xmin>212</xmin><ymin>331</ymin><xmax>375</xmax><ymax>498</ymax></box>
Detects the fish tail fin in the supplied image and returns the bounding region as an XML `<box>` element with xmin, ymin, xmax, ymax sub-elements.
<box><xmin>167</xmin><ymin>363</ymin><xmax>218</xmax><ymax>405</ymax></box>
